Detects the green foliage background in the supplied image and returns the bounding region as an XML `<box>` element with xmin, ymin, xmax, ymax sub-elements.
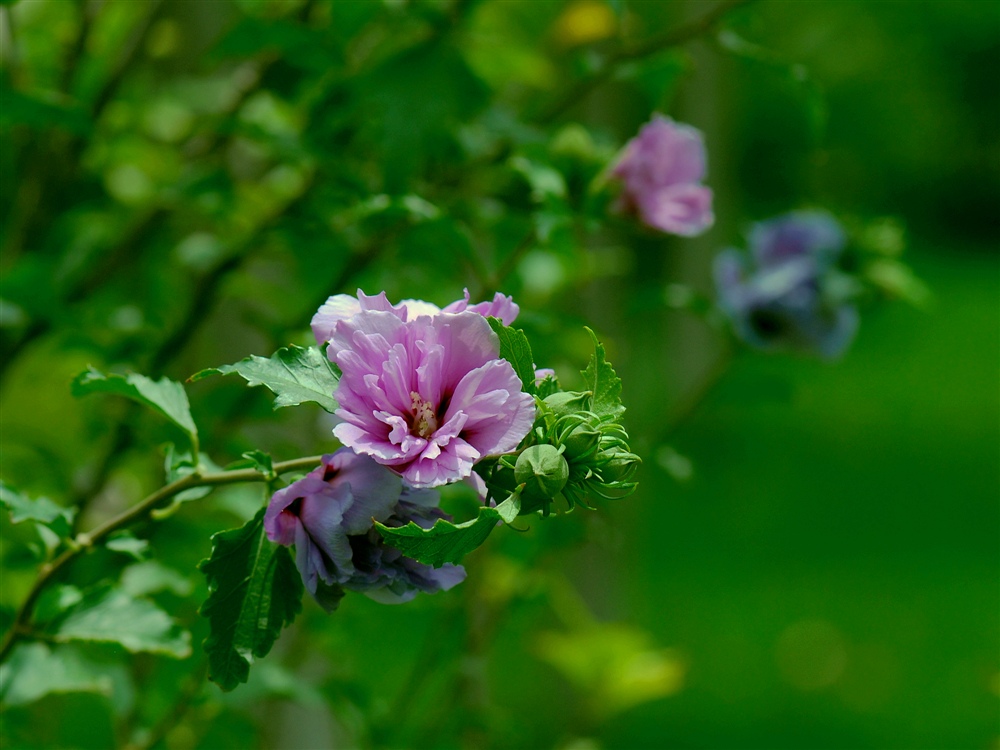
<box><xmin>1</xmin><ymin>0</ymin><xmax>997</xmax><ymax>748</ymax></box>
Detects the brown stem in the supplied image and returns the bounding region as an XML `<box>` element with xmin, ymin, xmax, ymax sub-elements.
<box><xmin>0</xmin><ymin>455</ymin><xmax>324</xmax><ymax>664</ymax></box>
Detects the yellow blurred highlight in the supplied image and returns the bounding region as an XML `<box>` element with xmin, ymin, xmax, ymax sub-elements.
<box><xmin>552</xmin><ymin>0</ymin><xmax>617</xmax><ymax>48</ymax></box>
<box><xmin>478</xmin><ymin>556</ymin><xmax>533</xmax><ymax>606</ymax></box>
<box><xmin>535</xmin><ymin>624</ymin><xmax>685</xmax><ymax>719</ymax></box>
<box><xmin>146</xmin><ymin>19</ymin><xmax>180</xmax><ymax>59</ymax></box>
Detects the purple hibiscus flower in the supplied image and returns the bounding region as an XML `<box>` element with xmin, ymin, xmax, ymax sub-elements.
<box><xmin>611</xmin><ymin>114</ymin><xmax>714</xmax><ymax>237</ymax></box>
<box><xmin>264</xmin><ymin>449</ymin><xmax>465</xmax><ymax>607</ymax></box>
<box><xmin>312</xmin><ymin>289</ymin><xmax>518</xmax><ymax>347</ymax></box>
<box><xmin>322</xmin><ymin>300</ymin><xmax>535</xmax><ymax>488</ymax></box>
<box><xmin>714</xmin><ymin>211</ymin><xmax>858</xmax><ymax>359</ymax></box>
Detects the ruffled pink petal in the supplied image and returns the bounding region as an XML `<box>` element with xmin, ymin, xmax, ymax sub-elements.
<box><xmin>329</xmin><ymin>310</ymin><xmax>407</xmax><ymax>363</ymax></box>
<box><xmin>433</xmin><ymin>409</ymin><xmax>469</xmax><ymax>443</ymax></box>
<box><xmin>430</xmin><ymin>313</ymin><xmax>501</xmax><ymax>386</ymax></box>
<box><xmin>380</xmin><ymin>343</ymin><xmax>416</xmax><ymax>414</ymax></box>
<box><xmin>311</xmin><ymin>295</ymin><xmax>362</xmax><ymax>346</ymax></box>
<box><xmin>446</xmin><ymin>359</ymin><xmax>537</xmax><ymax>456</ymax></box>
<box><xmin>467</xmin><ymin>292</ymin><xmax>519</xmax><ymax>326</ymax></box>
<box><xmin>442</xmin><ymin>289</ymin><xmax>520</xmax><ymax>325</ymax></box>
<box><xmin>357</xmin><ymin>290</ymin><xmax>404</xmax><ymax>316</ymax></box>
<box><xmin>414</xmin><ymin>341</ymin><xmax>445</xmax><ymax>409</ymax></box>
<box><xmin>313</xmin><ymin>290</ymin><xmax>413</xmax><ymax>347</ymax></box>
<box><xmin>402</xmin><ymin>437</ymin><xmax>481</xmax><ymax>488</ymax></box>
<box><xmin>334</xmin><ymin>422</ymin><xmax>420</xmax><ymax>465</ymax></box>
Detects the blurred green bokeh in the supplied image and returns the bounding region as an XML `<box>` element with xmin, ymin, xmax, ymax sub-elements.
<box><xmin>1</xmin><ymin>0</ymin><xmax>997</xmax><ymax>748</ymax></box>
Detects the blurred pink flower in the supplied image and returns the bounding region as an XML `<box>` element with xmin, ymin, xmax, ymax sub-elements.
<box><xmin>611</xmin><ymin>114</ymin><xmax>714</xmax><ymax>237</ymax></box>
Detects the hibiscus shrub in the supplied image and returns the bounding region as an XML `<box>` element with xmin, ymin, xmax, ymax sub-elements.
<box><xmin>194</xmin><ymin>288</ymin><xmax>640</xmax><ymax>689</ymax></box>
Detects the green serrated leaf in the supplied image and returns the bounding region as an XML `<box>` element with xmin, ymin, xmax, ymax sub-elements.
<box><xmin>581</xmin><ymin>328</ymin><xmax>625</xmax><ymax>421</ymax></box>
<box><xmin>376</xmin><ymin>489</ymin><xmax>521</xmax><ymax>566</ymax></box>
<box><xmin>0</xmin><ymin>643</ymin><xmax>114</xmax><ymax>707</ymax></box>
<box><xmin>0</xmin><ymin>482</ymin><xmax>76</xmax><ymax>537</ymax></box>
<box><xmin>72</xmin><ymin>369</ymin><xmax>198</xmax><ymax>450</ymax></box>
<box><xmin>46</xmin><ymin>587</ymin><xmax>191</xmax><ymax>658</ymax></box>
<box><xmin>192</xmin><ymin>345</ymin><xmax>339</xmax><ymax>414</ymax></box>
<box><xmin>487</xmin><ymin>318</ymin><xmax>536</xmax><ymax>395</ymax></box>
<box><xmin>199</xmin><ymin>507</ymin><xmax>304</xmax><ymax>692</ymax></box>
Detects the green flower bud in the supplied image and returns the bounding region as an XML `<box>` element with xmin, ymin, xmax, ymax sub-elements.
<box><xmin>599</xmin><ymin>450</ymin><xmax>641</xmax><ymax>484</ymax></box>
<box><xmin>543</xmin><ymin>390</ymin><xmax>591</xmax><ymax>418</ymax></box>
<box><xmin>561</xmin><ymin>422</ymin><xmax>602</xmax><ymax>462</ymax></box>
<box><xmin>515</xmin><ymin>444</ymin><xmax>570</xmax><ymax>501</ymax></box>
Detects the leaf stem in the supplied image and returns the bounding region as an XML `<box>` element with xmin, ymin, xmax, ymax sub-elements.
<box><xmin>0</xmin><ymin>455</ymin><xmax>324</xmax><ymax>664</ymax></box>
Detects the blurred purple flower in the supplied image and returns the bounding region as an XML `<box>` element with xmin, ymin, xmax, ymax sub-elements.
<box><xmin>714</xmin><ymin>211</ymin><xmax>858</xmax><ymax>359</ymax></box>
<box><xmin>748</xmin><ymin>210</ymin><xmax>847</xmax><ymax>268</ymax></box>
<box><xmin>326</xmin><ymin>306</ymin><xmax>535</xmax><ymax>487</ymax></box>
<box><xmin>264</xmin><ymin>449</ymin><xmax>465</xmax><ymax>607</ymax></box>
<box><xmin>312</xmin><ymin>289</ymin><xmax>518</xmax><ymax>346</ymax></box>
<box><xmin>611</xmin><ymin>114</ymin><xmax>714</xmax><ymax>237</ymax></box>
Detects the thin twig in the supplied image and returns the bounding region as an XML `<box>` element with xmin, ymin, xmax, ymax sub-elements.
<box><xmin>538</xmin><ymin>0</ymin><xmax>756</xmax><ymax>124</ymax></box>
<box><xmin>0</xmin><ymin>455</ymin><xmax>324</xmax><ymax>664</ymax></box>
<box><xmin>663</xmin><ymin>346</ymin><xmax>735</xmax><ymax>440</ymax></box>
<box><xmin>148</xmin><ymin>251</ymin><xmax>251</xmax><ymax>376</ymax></box>
<box><xmin>472</xmin><ymin>226</ymin><xmax>535</xmax><ymax>300</ymax></box>
<box><xmin>90</xmin><ymin>0</ymin><xmax>165</xmax><ymax>121</ymax></box>
<box><xmin>59</xmin><ymin>0</ymin><xmax>94</xmax><ymax>94</ymax></box>
<box><xmin>124</xmin><ymin>661</ymin><xmax>209</xmax><ymax>750</ymax></box>
<box><xmin>0</xmin><ymin>5</ymin><xmax>22</xmax><ymax>86</ymax></box>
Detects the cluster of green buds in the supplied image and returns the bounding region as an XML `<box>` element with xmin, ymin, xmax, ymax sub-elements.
<box><xmin>481</xmin><ymin>386</ymin><xmax>641</xmax><ymax>516</ymax></box>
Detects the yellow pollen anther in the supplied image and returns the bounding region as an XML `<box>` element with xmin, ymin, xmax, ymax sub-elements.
<box><xmin>410</xmin><ymin>391</ymin><xmax>438</xmax><ymax>438</ymax></box>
